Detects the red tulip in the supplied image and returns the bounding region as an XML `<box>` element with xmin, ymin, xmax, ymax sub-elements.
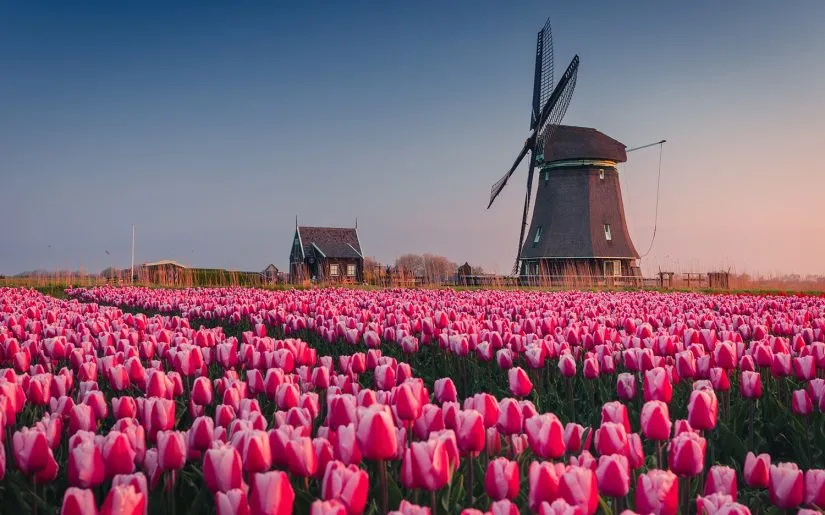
<box><xmin>558</xmin><ymin>466</ymin><xmax>598</xmax><ymax>515</ymax></box>
<box><xmin>616</xmin><ymin>373</ymin><xmax>636</xmax><ymax>401</ymax></box>
<box><xmin>204</xmin><ymin>444</ymin><xmax>244</xmax><ymax>493</ymax></box>
<box><xmin>111</xmin><ymin>473</ymin><xmax>148</xmax><ymax>515</ymax></box>
<box><xmin>248</xmin><ymin>470</ymin><xmax>294</xmax><ymax>515</ymax></box>
<box><xmin>793</xmin><ymin>356</ymin><xmax>816</xmax><ymax>381</ymax></box>
<box><xmin>216</xmin><ymin>489</ymin><xmax>251</xmax><ymax>515</ymax></box>
<box><xmin>804</xmin><ymin>469</ymin><xmax>825</xmax><ymax>508</ymax></box>
<box><xmin>455</xmin><ymin>409</ymin><xmax>485</xmax><ymax>456</ymax></box>
<box><xmin>12</xmin><ymin>428</ymin><xmax>59</xmax><ymax>481</ymax></box>
<box><xmin>434</xmin><ymin>378</ymin><xmax>457</xmax><ymax>404</ymax></box>
<box><xmin>322</xmin><ymin>461</ymin><xmax>369</xmax><ymax>515</ymax></box>
<box><xmin>740</xmin><ymin>371</ymin><xmax>762</xmax><ymax>399</ymax></box>
<box><xmin>744</xmin><ymin>452</ymin><xmax>771</xmax><ymax>488</ymax></box>
<box><xmin>413</xmin><ymin>404</ymin><xmax>445</xmax><ymax>440</ymax></box>
<box><xmin>99</xmin><ymin>485</ymin><xmax>146</xmax><ymax>515</ymax></box>
<box><xmin>626</xmin><ymin>433</ymin><xmax>644</xmax><ymax>470</ymax></box>
<box><xmin>595</xmin><ymin>422</ymin><xmax>628</xmax><ymax>457</ymax></box>
<box><xmin>705</xmin><ymin>465</ymin><xmax>737</xmax><ymax>499</ymax></box>
<box><xmin>668</xmin><ymin>431</ymin><xmax>706</xmax><ymax>477</ymax></box>
<box><xmin>285</xmin><ymin>436</ymin><xmax>318</xmax><ymax>478</ymax></box>
<box><xmin>687</xmin><ymin>389</ymin><xmax>718</xmax><ymax>431</ymax></box>
<box><xmin>643</xmin><ymin>368</ymin><xmax>673</xmax><ymax>403</ymax></box>
<box><xmin>61</xmin><ymin>487</ymin><xmax>98</xmax><ymax>515</ymax></box>
<box><xmin>508</xmin><ymin>367</ymin><xmax>533</xmax><ymax>397</ymax></box>
<box><xmin>769</xmin><ymin>462</ymin><xmax>803</xmax><ymax>509</ymax></box>
<box><xmin>496</xmin><ymin>398</ymin><xmax>523</xmax><ymax>436</ymax></box>
<box><xmin>112</xmin><ymin>397</ymin><xmax>137</xmax><ymax>420</ymax></box>
<box><xmin>528</xmin><ymin>461</ymin><xmax>561</xmax><ymax>512</ymax></box>
<box><xmin>394</xmin><ymin>383</ymin><xmax>422</xmax><ymax>422</ymax></box>
<box><xmin>792</xmin><ymin>390</ymin><xmax>813</xmax><ymax>416</ymax></box>
<box><xmin>485</xmin><ymin>457</ymin><xmax>520</xmax><ymax>501</ymax></box>
<box><xmin>636</xmin><ymin>469</ymin><xmax>679</xmax><ymax>515</ymax></box>
<box><xmin>311</xmin><ymin>500</ymin><xmax>347</xmax><ymax>515</ymax></box>
<box><xmin>525</xmin><ymin>413</ymin><xmax>565</xmax><ymax>459</ymax></box>
<box><xmin>156</xmin><ymin>430</ymin><xmax>187</xmax><ymax>471</ymax></box>
<box><xmin>100</xmin><ymin>431</ymin><xmax>137</xmax><ymax>478</ymax></box>
<box><xmin>558</xmin><ymin>353</ymin><xmax>577</xmax><ymax>377</ymax></box>
<box><xmin>192</xmin><ymin>376</ymin><xmax>213</xmax><ymax>405</ymax></box>
<box><xmin>356</xmin><ymin>406</ymin><xmax>398</xmax><ymax>461</ymax></box>
<box><xmin>596</xmin><ymin>454</ymin><xmax>630</xmax><ymax>498</ymax></box>
<box><xmin>563</xmin><ymin>423</ymin><xmax>591</xmax><ymax>455</ymax></box>
<box><xmin>641</xmin><ymin>401</ymin><xmax>671</xmax><ymax>441</ymax></box>
<box><xmin>600</xmin><ymin>401</ymin><xmax>631</xmax><ymax>434</ymax></box>
<box><xmin>402</xmin><ymin>438</ymin><xmax>451</xmax><ymax>492</ymax></box>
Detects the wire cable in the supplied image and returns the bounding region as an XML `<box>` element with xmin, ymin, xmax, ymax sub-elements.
<box><xmin>639</xmin><ymin>141</ymin><xmax>665</xmax><ymax>259</ymax></box>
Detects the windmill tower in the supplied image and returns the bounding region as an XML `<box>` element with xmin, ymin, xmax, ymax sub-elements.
<box><xmin>487</xmin><ymin>18</ymin><xmax>642</xmax><ymax>282</ymax></box>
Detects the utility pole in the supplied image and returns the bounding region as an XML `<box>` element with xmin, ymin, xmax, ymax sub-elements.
<box><xmin>131</xmin><ymin>224</ymin><xmax>135</xmax><ymax>283</ymax></box>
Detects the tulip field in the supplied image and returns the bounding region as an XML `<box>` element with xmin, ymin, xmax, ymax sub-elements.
<box><xmin>2</xmin><ymin>286</ymin><xmax>825</xmax><ymax>514</ymax></box>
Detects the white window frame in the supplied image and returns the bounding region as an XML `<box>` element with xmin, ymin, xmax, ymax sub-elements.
<box><xmin>599</xmin><ymin>169</ymin><xmax>605</xmax><ymax>180</ymax></box>
<box><xmin>330</xmin><ymin>264</ymin><xmax>339</xmax><ymax>276</ymax></box>
<box><xmin>346</xmin><ymin>264</ymin><xmax>356</xmax><ymax>276</ymax></box>
<box><xmin>533</xmin><ymin>226</ymin><xmax>543</xmax><ymax>246</ymax></box>
<box><xmin>604</xmin><ymin>224</ymin><xmax>612</xmax><ymax>241</ymax></box>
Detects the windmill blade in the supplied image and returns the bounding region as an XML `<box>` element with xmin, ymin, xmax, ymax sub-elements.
<box><xmin>534</xmin><ymin>54</ymin><xmax>579</xmax><ymax>139</ymax></box>
<box><xmin>530</xmin><ymin>18</ymin><xmax>554</xmax><ymax>130</ymax></box>
<box><xmin>487</xmin><ymin>138</ymin><xmax>531</xmax><ymax>209</ymax></box>
<box><xmin>537</xmin><ymin>57</ymin><xmax>578</xmax><ymax>157</ymax></box>
<box><xmin>512</xmin><ymin>152</ymin><xmax>538</xmax><ymax>275</ymax></box>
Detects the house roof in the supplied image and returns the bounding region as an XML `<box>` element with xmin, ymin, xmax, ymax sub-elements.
<box><xmin>297</xmin><ymin>226</ymin><xmax>363</xmax><ymax>259</ymax></box>
<box><xmin>263</xmin><ymin>264</ymin><xmax>279</xmax><ymax>272</ymax></box>
<box><xmin>141</xmin><ymin>260</ymin><xmax>186</xmax><ymax>268</ymax></box>
<box><xmin>539</xmin><ymin>125</ymin><xmax>627</xmax><ymax>164</ymax></box>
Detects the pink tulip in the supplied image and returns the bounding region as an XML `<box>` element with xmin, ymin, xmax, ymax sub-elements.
<box><xmin>496</xmin><ymin>398</ymin><xmax>523</xmax><ymax>436</ymax></box>
<box><xmin>434</xmin><ymin>378</ymin><xmax>457</xmax><ymax>404</ymax></box>
<box><xmin>216</xmin><ymin>489</ymin><xmax>251</xmax><ymax>515</ymax></box>
<box><xmin>740</xmin><ymin>371</ymin><xmax>762</xmax><ymax>399</ymax></box>
<box><xmin>99</xmin><ymin>485</ymin><xmax>146</xmax><ymax>515</ymax></box>
<box><xmin>596</xmin><ymin>454</ymin><xmax>630</xmax><ymax>498</ymax></box>
<box><xmin>61</xmin><ymin>487</ymin><xmax>99</xmax><ymax>515</ymax></box>
<box><xmin>402</xmin><ymin>438</ymin><xmax>451</xmax><ymax>492</ymax></box>
<box><xmin>356</xmin><ymin>406</ymin><xmax>398</xmax><ymax>461</ymax></box>
<box><xmin>616</xmin><ymin>373</ymin><xmax>636</xmax><ymax>401</ymax></box>
<box><xmin>636</xmin><ymin>469</ymin><xmax>678</xmax><ymax>515</ymax></box>
<box><xmin>668</xmin><ymin>431</ymin><xmax>706</xmax><ymax>477</ymax></box>
<box><xmin>804</xmin><ymin>469</ymin><xmax>825</xmax><ymax>508</ymax></box>
<box><xmin>558</xmin><ymin>354</ymin><xmax>577</xmax><ymax>377</ymax></box>
<box><xmin>687</xmin><ymin>389</ymin><xmax>718</xmax><ymax>431</ymax></box>
<box><xmin>204</xmin><ymin>444</ymin><xmax>244</xmax><ymax>493</ymax></box>
<box><xmin>792</xmin><ymin>389</ymin><xmax>813</xmax><ymax>416</ymax></box>
<box><xmin>508</xmin><ymin>367</ymin><xmax>533</xmax><ymax>397</ymax></box>
<box><xmin>744</xmin><ymin>452</ymin><xmax>770</xmax><ymax>488</ymax></box>
<box><xmin>455</xmin><ymin>409</ymin><xmax>485</xmax><ymax>456</ymax></box>
<box><xmin>525</xmin><ymin>413</ymin><xmax>565</xmax><ymax>459</ymax></box>
<box><xmin>768</xmin><ymin>462</ymin><xmax>803</xmax><ymax>509</ymax></box>
<box><xmin>248</xmin><ymin>470</ymin><xmax>294</xmax><ymax>515</ymax></box>
<box><xmin>705</xmin><ymin>465</ymin><xmax>737</xmax><ymax>499</ymax></box>
<box><xmin>643</xmin><ymin>368</ymin><xmax>673</xmax><ymax>403</ymax></box>
<box><xmin>485</xmin><ymin>457</ymin><xmax>520</xmax><ymax>501</ymax></box>
<box><xmin>322</xmin><ymin>461</ymin><xmax>369</xmax><ymax>515</ymax></box>
<box><xmin>641</xmin><ymin>401</ymin><xmax>671</xmax><ymax>441</ymax></box>
<box><xmin>528</xmin><ymin>461</ymin><xmax>561</xmax><ymax>512</ymax></box>
<box><xmin>558</xmin><ymin>466</ymin><xmax>598</xmax><ymax>515</ymax></box>
<box><xmin>594</xmin><ymin>422</ymin><xmax>628</xmax><ymax>457</ymax></box>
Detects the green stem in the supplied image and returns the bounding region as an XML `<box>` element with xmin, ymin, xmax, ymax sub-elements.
<box><xmin>378</xmin><ymin>459</ymin><xmax>389</xmax><ymax>515</ymax></box>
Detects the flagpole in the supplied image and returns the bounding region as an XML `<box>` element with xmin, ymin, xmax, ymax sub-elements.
<box><xmin>131</xmin><ymin>225</ymin><xmax>135</xmax><ymax>283</ymax></box>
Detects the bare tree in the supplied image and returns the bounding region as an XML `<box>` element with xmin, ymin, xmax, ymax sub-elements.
<box><xmin>395</xmin><ymin>254</ymin><xmax>425</xmax><ymax>277</ymax></box>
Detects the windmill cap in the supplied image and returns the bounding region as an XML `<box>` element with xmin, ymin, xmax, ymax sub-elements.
<box><xmin>539</xmin><ymin>125</ymin><xmax>627</xmax><ymax>164</ymax></box>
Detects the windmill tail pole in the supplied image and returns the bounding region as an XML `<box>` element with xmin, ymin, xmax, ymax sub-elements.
<box><xmin>626</xmin><ymin>139</ymin><xmax>666</xmax><ymax>153</ymax></box>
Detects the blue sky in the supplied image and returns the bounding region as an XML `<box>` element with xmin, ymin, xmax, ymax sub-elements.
<box><xmin>2</xmin><ymin>0</ymin><xmax>824</xmax><ymax>276</ymax></box>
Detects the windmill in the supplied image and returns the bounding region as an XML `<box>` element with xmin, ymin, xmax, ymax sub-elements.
<box><xmin>488</xmin><ymin>18</ymin><xmax>658</xmax><ymax>282</ymax></box>
<box><xmin>487</xmin><ymin>18</ymin><xmax>580</xmax><ymax>275</ymax></box>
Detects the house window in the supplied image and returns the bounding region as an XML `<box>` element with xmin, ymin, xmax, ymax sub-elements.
<box><xmin>599</xmin><ymin>169</ymin><xmax>605</xmax><ymax>180</ymax></box>
<box><xmin>532</xmin><ymin>226</ymin><xmax>543</xmax><ymax>247</ymax></box>
<box><xmin>330</xmin><ymin>264</ymin><xmax>339</xmax><ymax>276</ymax></box>
<box><xmin>347</xmin><ymin>264</ymin><xmax>356</xmax><ymax>276</ymax></box>
<box><xmin>604</xmin><ymin>224</ymin><xmax>612</xmax><ymax>241</ymax></box>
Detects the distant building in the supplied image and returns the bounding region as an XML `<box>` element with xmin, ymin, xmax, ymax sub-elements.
<box><xmin>261</xmin><ymin>264</ymin><xmax>280</xmax><ymax>284</ymax></box>
<box><xmin>289</xmin><ymin>225</ymin><xmax>364</xmax><ymax>283</ymax></box>
<box><xmin>135</xmin><ymin>260</ymin><xmax>186</xmax><ymax>283</ymax></box>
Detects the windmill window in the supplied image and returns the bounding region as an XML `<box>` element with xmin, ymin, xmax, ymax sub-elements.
<box><xmin>599</xmin><ymin>169</ymin><xmax>605</xmax><ymax>180</ymax></box>
<box><xmin>347</xmin><ymin>264</ymin><xmax>356</xmax><ymax>276</ymax></box>
<box><xmin>604</xmin><ymin>224</ymin><xmax>612</xmax><ymax>241</ymax></box>
<box><xmin>543</xmin><ymin>170</ymin><xmax>550</xmax><ymax>184</ymax></box>
<box><xmin>532</xmin><ymin>226</ymin><xmax>543</xmax><ymax>247</ymax></box>
<box><xmin>330</xmin><ymin>264</ymin><xmax>339</xmax><ymax>276</ymax></box>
